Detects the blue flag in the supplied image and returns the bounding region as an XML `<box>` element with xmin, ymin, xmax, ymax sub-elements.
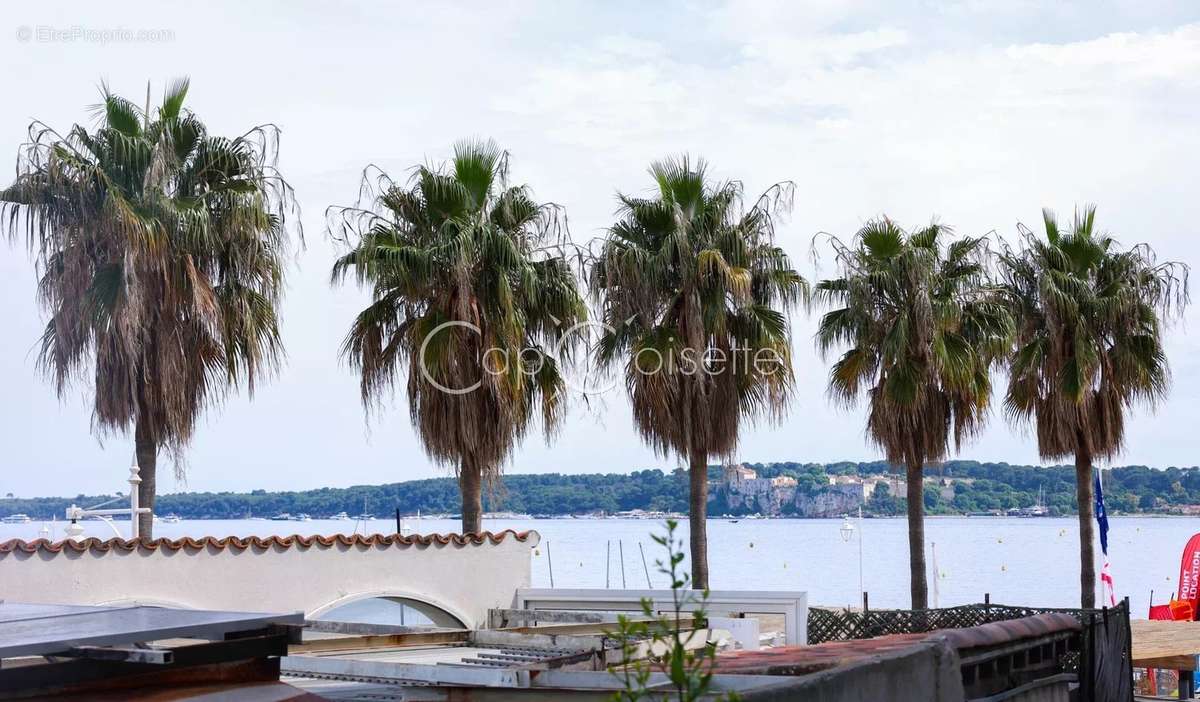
<box><xmin>1094</xmin><ymin>472</ymin><xmax>1109</xmax><ymax>554</ymax></box>
<box><xmin>1095</xmin><ymin>471</ymin><xmax>1116</xmax><ymax>605</ymax></box>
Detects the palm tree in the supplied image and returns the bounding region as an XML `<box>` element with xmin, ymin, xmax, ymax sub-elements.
<box><xmin>999</xmin><ymin>205</ymin><xmax>1188</xmax><ymax>608</ymax></box>
<box><xmin>815</xmin><ymin>220</ymin><xmax>1011</xmax><ymax>608</ymax></box>
<box><xmin>330</xmin><ymin>140</ymin><xmax>586</xmax><ymax>534</ymax></box>
<box><xmin>0</xmin><ymin>79</ymin><xmax>299</xmax><ymax>539</ymax></box>
<box><xmin>590</xmin><ymin>157</ymin><xmax>806</xmax><ymax>589</ymax></box>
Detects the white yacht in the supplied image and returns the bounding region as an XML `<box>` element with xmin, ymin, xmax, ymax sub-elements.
<box><xmin>2</xmin><ymin>514</ymin><xmax>31</xmax><ymax>524</ymax></box>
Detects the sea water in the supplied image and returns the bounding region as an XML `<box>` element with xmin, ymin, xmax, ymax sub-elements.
<box><xmin>3</xmin><ymin>516</ymin><xmax>1192</xmax><ymax>622</ymax></box>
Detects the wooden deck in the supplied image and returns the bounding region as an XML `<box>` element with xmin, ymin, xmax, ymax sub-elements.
<box><xmin>1132</xmin><ymin>620</ymin><xmax>1200</xmax><ymax>671</ymax></box>
<box><xmin>1132</xmin><ymin>619</ymin><xmax>1200</xmax><ymax>699</ymax></box>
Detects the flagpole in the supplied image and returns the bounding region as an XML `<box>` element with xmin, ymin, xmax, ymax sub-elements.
<box><xmin>1094</xmin><ymin>469</ymin><xmax>1116</xmax><ymax>608</ymax></box>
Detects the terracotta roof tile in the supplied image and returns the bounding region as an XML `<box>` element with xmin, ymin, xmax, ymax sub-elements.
<box><xmin>713</xmin><ymin>633</ymin><xmax>930</xmax><ymax>675</ymax></box>
<box><xmin>932</xmin><ymin>613</ymin><xmax>1079</xmax><ymax>650</ymax></box>
<box><xmin>0</xmin><ymin>529</ymin><xmax>536</xmax><ymax>556</ymax></box>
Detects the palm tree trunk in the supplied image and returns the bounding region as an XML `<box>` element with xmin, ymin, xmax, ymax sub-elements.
<box><xmin>460</xmin><ymin>457</ymin><xmax>483</xmax><ymax>534</ymax></box>
<box><xmin>135</xmin><ymin>417</ymin><xmax>156</xmax><ymax>540</ymax></box>
<box><xmin>1075</xmin><ymin>442</ymin><xmax>1096</xmax><ymax>609</ymax></box>
<box><xmin>688</xmin><ymin>452</ymin><xmax>710</xmax><ymax>590</ymax></box>
<box><xmin>906</xmin><ymin>460</ymin><xmax>928</xmax><ymax>609</ymax></box>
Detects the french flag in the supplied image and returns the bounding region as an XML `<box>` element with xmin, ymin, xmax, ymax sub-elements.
<box><xmin>1095</xmin><ymin>471</ymin><xmax>1117</xmax><ymax>607</ymax></box>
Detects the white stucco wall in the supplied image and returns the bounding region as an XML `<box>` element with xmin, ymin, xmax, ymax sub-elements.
<box><xmin>0</xmin><ymin>531</ymin><xmax>538</xmax><ymax>629</ymax></box>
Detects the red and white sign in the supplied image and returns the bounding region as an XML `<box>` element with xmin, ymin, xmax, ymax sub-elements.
<box><xmin>1177</xmin><ymin>533</ymin><xmax>1200</xmax><ymax>609</ymax></box>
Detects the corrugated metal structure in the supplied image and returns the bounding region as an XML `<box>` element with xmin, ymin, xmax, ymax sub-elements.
<box><xmin>0</xmin><ymin>602</ymin><xmax>306</xmax><ymax>700</ymax></box>
<box><xmin>0</xmin><ymin>599</ymin><xmax>1096</xmax><ymax>700</ymax></box>
<box><xmin>278</xmin><ymin>608</ymin><xmax>1083</xmax><ymax>700</ymax></box>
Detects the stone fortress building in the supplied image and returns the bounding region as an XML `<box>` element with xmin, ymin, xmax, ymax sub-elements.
<box><xmin>710</xmin><ymin>463</ymin><xmax>902</xmax><ymax>518</ymax></box>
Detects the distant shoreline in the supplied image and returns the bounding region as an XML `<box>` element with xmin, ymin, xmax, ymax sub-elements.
<box><xmin>2</xmin><ymin>460</ymin><xmax>1196</xmax><ymax>521</ymax></box>
<box><xmin>3</xmin><ymin>514</ymin><xmax>1194</xmax><ymax>526</ymax></box>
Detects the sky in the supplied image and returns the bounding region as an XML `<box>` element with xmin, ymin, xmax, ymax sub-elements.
<box><xmin>1</xmin><ymin>1</ymin><xmax>1198</xmax><ymax>498</ymax></box>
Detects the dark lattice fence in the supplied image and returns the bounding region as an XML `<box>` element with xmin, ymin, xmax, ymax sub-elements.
<box><xmin>807</xmin><ymin>599</ymin><xmax>1132</xmax><ymax>702</ymax></box>
<box><xmin>808</xmin><ymin>603</ymin><xmax>1008</xmax><ymax>643</ymax></box>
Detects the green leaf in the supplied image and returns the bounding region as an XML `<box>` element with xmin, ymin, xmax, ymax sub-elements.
<box><xmin>161</xmin><ymin>76</ymin><xmax>190</xmax><ymax>120</ymax></box>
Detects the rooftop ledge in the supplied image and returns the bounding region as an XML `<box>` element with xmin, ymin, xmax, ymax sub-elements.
<box><xmin>0</xmin><ymin>529</ymin><xmax>540</xmax><ymax>555</ymax></box>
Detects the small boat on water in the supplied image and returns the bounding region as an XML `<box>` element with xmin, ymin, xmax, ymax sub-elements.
<box><xmin>331</xmin><ymin>512</ymin><xmax>350</xmax><ymax>521</ymax></box>
<box><xmin>159</xmin><ymin>514</ymin><xmax>182</xmax><ymax>524</ymax></box>
<box><xmin>1008</xmin><ymin>486</ymin><xmax>1049</xmax><ymax>517</ymax></box>
<box><xmin>270</xmin><ymin>513</ymin><xmax>292</xmax><ymax>521</ymax></box>
<box><xmin>290</xmin><ymin>513</ymin><xmax>312</xmax><ymax>522</ymax></box>
<box><xmin>351</xmin><ymin>497</ymin><xmax>372</xmax><ymax>522</ymax></box>
<box><xmin>2</xmin><ymin>514</ymin><xmax>31</xmax><ymax>524</ymax></box>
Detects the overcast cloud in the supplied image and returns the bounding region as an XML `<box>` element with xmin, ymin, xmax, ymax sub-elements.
<box><xmin>1</xmin><ymin>1</ymin><xmax>1197</xmax><ymax>497</ymax></box>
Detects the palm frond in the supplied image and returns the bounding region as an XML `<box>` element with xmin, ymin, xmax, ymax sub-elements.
<box><xmin>1000</xmin><ymin>206</ymin><xmax>1188</xmax><ymax>460</ymax></box>
<box><xmin>328</xmin><ymin>141</ymin><xmax>586</xmax><ymax>486</ymax></box>
<box><xmin>813</xmin><ymin>216</ymin><xmax>1012</xmax><ymax>468</ymax></box>
<box><xmin>0</xmin><ymin>78</ymin><xmax>300</xmax><ymax>477</ymax></box>
<box><xmin>590</xmin><ymin>156</ymin><xmax>805</xmax><ymax>466</ymax></box>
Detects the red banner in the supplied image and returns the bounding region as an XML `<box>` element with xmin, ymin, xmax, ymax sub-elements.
<box><xmin>1178</xmin><ymin>533</ymin><xmax>1200</xmax><ymax>608</ymax></box>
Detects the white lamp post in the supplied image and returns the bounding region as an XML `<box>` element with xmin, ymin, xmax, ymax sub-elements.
<box><xmin>64</xmin><ymin>461</ymin><xmax>152</xmax><ymax>540</ymax></box>
<box><xmin>839</xmin><ymin>508</ymin><xmax>865</xmax><ymax>606</ymax></box>
<box><xmin>839</xmin><ymin>516</ymin><xmax>854</xmax><ymax>542</ymax></box>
